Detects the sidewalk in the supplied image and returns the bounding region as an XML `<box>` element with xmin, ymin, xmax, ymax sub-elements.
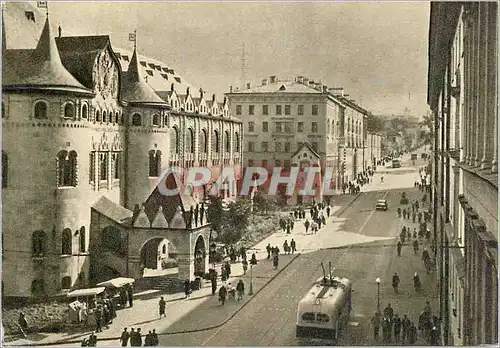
<box><xmin>6</xmin><ymin>194</ymin><xmax>362</xmax><ymax>347</ymax></box>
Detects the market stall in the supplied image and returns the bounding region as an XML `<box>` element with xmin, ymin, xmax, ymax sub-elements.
<box><xmin>97</xmin><ymin>277</ymin><xmax>135</xmax><ymax>309</ymax></box>
<box><xmin>66</xmin><ymin>287</ymin><xmax>105</xmax><ymax>327</ymax></box>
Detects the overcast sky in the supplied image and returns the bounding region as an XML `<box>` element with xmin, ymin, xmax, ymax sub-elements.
<box><xmin>48</xmin><ymin>1</ymin><xmax>430</xmax><ymax>117</ymax></box>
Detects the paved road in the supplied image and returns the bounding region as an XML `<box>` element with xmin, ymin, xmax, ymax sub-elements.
<box><xmin>158</xmin><ymin>187</ymin><xmax>438</xmax><ymax>346</ymax></box>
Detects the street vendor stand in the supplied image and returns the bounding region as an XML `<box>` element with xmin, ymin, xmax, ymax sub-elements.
<box><xmin>66</xmin><ymin>287</ymin><xmax>105</xmax><ymax>327</ymax></box>
<box><xmin>97</xmin><ymin>277</ymin><xmax>135</xmax><ymax>309</ymax></box>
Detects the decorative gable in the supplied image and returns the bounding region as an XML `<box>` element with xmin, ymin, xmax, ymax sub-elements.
<box><xmin>133</xmin><ymin>204</ymin><xmax>151</xmax><ymax>228</ymax></box>
<box><xmin>169</xmin><ymin>206</ymin><xmax>186</xmax><ymax>229</ymax></box>
<box><xmin>151</xmin><ymin>206</ymin><xmax>169</xmax><ymax>228</ymax></box>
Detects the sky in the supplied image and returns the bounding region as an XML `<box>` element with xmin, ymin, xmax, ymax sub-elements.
<box><xmin>46</xmin><ymin>0</ymin><xmax>431</xmax><ymax>117</ymax></box>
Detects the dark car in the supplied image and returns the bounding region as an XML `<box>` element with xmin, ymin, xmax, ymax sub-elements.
<box><xmin>375</xmin><ymin>199</ymin><xmax>388</xmax><ymax>211</ymax></box>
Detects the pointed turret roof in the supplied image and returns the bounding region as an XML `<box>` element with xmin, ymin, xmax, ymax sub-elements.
<box><xmin>120</xmin><ymin>47</ymin><xmax>169</xmax><ymax>107</ymax></box>
<box><xmin>3</xmin><ymin>15</ymin><xmax>93</xmax><ymax>96</ymax></box>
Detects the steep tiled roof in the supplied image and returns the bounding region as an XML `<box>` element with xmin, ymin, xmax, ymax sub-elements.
<box><xmin>120</xmin><ymin>48</ymin><xmax>169</xmax><ymax>107</ymax></box>
<box><xmin>229</xmin><ymin>81</ymin><xmax>322</xmax><ymax>94</ymax></box>
<box><xmin>92</xmin><ymin>197</ymin><xmax>134</xmax><ymax>226</ymax></box>
<box><xmin>3</xmin><ymin>16</ymin><xmax>93</xmax><ymax>96</ymax></box>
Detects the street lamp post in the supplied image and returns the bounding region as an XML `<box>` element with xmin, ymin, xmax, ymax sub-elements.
<box><xmin>248</xmin><ymin>264</ymin><xmax>254</xmax><ymax>295</ymax></box>
<box><xmin>376</xmin><ymin>277</ymin><xmax>381</xmax><ymax>312</ymax></box>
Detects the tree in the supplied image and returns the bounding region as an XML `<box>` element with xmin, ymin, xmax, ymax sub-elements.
<box><xmin>252</xmin><ymin>191</ymin><xmax>277</xmax><ymax>214</ymax></box>
<box><xmin>419</xmin><ymin>112</ymin><xmax>434</xmax><ymax>145</ymax></box>
<box><xmin>218</xmin><ymin>199</ymin><xmax>251</xmax><ymax>245</ymax></box>
<box><xmin>206</xmin><ymin>196</ymin><xmax>224</xmax><ymax>232</ymax></box>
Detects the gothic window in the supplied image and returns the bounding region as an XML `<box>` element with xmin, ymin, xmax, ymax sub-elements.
<box><xmin>89</xmin><ymin>152</ymin><xmax>96</xmax><ymax>183</ymax></box>
<box><xmin>99</xmin><ymin>153</ymin><xmax>108</xmax><ymax>180</ymax></box>
<box><xmin>115</xmin><ymin>112</ymin><xmax>119</xmax><ymax>124</ymax></box>
<box><xmin>149</xmin><ymin>150</ymin><xmax>162</xmax><ymax>177</ymax></box>
<box><xmin>79</xmin><ymin>227</ymin><xmax>86</xmax><ymax>252</ymax></box>
<box><xmin>152</xmin><ymin>114</ymin><xmax>161</xmax><ymax>126</ymax></box>
<box><xmin>61</xmin><ymin>228</ymin><xmax>72</xmax><ymax>255</ymax></box>
<box><xmin>213</xmin><ymin>130</ymin><xmax>220</xmax><ymax>153</ymax></box>
<box><xmin>112</xmin><ymin>153</ymin><xmax>120</xmax><ymax>179</ymax></box>
<box><xmin>81</xmin><ymin>104</ymin><xmax>88</xmax><ymax>119</ymax></box>
<box><xmin>64</xmin><ymin>103</ymin><xmax>75</xmax><ymax>119</ymax></box>
<box><xmin>170</xmin><ymin>127</ymin><xmax>179</xmax><ymax>154</ymax></box>
<box><xmin>164</xmin><ymin>115</ymin><xmax>168</xmax><ymax>127</ymax></box>
<box><xmin>61</xmin><ymin>276</ymin><xmax>71</xmax><ymax>289</ymax></box>
<box><xmin>32</xmin><ymin>230</ymin><xmax>47</xmax><ymax>256</ymax></box>
<box><xmin>200</xmin><ymin>129</ymin><xmax>208</xmax><ymax>153</ymax></box>
<box><xmin>31</xmin><ymin>279</ymin><xmax>45</xmax><ymax>296</ymax></box>
<box><xmin>57</xmin><ymin>150</ymin><xmax>77</xmax><ymax>187</ymax></box>
<box><xmin>103</xmin><ymin>110</ymin><xmax>108</xmax><ymax>123</ymax></box>
<box><xmin>234</xmin><ymin>132</ymin><xmax>240</xmax><ymax>152</ymax></box>
<box><xmin>132</xmin><ymin>113</ymin><xmax>142</xmax><ymax>126</ymax></box>
<box><xmin>34</xmin><ymin>101</ymin><xmax>48</xmax><ymax>119</ymax></box>
<box><xmin>224</xmin><ymin>131</ymin><xmax>230</xmax><ymax>152</ymax></box>
<box><xmin>2</xmin><ymin>151</ymin><xmax>7</xmax><ymax>188</ymax></box>
<box><xmin>96</xmin><ymin>110</ymin><xmax>101</xmax><ymax>122</ymax></box>
<box><xmin>186</xmin><ymin>128</ymin><xmax>194</xmax><ymax>153</ymax></box>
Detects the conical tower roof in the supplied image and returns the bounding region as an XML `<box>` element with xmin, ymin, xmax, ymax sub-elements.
<box><xmin>3</xmin><ymin>15</ymin><xmax>93</xmax><ymax>96</ymax></box>
<box><xmin>120</xmin><ymin>47</ymin><xmax>169</xmax><ymax>107</ymax></box>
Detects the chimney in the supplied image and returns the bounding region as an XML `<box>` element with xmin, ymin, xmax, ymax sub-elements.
<box><xmin>322</xmin><ymin>85</ymin><xmax>328</xmax><ymax>93</ymax></box>
<box><xmin>230</xmin><ymin>85</ymin><xmax>233</xmax><ymax>93</ymax></box>
<box><xmin>269</xmin><ymin>75</ymin><xmax>277</xmax><ymax>83</ymax></box>
<box><xmin>58</xmin><ymin>25</ymin><xmax>62</xmax><ymax>38</ymax></box>
<box><xmin>303</xmin><ymin>77</ymin><xmax>309</xmax><ymax>85</ymax></box>
<box><xmin>261</xmin><ymin>79</ymin><xmax>267</xmax><ymax>86</ymax></box>
<box><xmin>296</xmin><ymin>76</ymin><xmax>304</xmax><ymax>84</ymax></box>
<box><xmin>246</xmin><ymin>82</ymin><xmax>251</xmax><ymax>89</ymax></box>
<box><xmin>199</xmin><ymin>88</ymin><xmax>204</xmax><ymax>98</ymax></box>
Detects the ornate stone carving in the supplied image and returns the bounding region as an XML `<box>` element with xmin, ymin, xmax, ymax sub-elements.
<box><xmin>93</xmin><ymin>49</ymin><xmax>120</xmax><ymax>100</ymax></box>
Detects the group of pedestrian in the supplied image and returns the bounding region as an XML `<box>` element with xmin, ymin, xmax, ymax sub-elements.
<box><xmin>94</xmin><ymin>298</ymin><xmax>116</xmax><ymax>333</ymax></box>
<box><xmin>118</xmin><ymin>284</ymin><xmax>134</xmax><ymax>308</ymax></box>
<box><xmin>282</xmin><ymin>239</ymin><xmax>296</xmax><ymax>255</ymax></box>
<box><xmin>218</xmin><ymin>279</ymin><xmax>245</xmax><ymax>305</ymax></box>
<box><xmin>372</xmin><ymin>301</ymin><xmax>439</xmax><ymax>345</ymax></box>
<box><xmin>279</xmin><ymin>216</ymin><xmax>295</xmax><ymax>234</ymax></box>
<box><xmin>116</xmin><ymin>327</ymin><xmax>159</xmax><ymax>347</ymax></box>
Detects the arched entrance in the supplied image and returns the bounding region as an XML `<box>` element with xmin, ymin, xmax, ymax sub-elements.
<box><xmin>140</xmin><ymin>238</ymin><xmax>178</xmax><ymax>276</ymax></box>
<box><xmin>193</xmin><ymin>235</ymin><xmax>206</xmax><ymax>277</ymax></box>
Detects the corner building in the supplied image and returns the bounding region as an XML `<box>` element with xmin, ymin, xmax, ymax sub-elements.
<box><xmin>428</xmin><ymin>2</ymin><xmax>498</xmax><ymax>345</ymax></box>
<box><xmin>227</xmin><ymin>76</ymin><xmax>371</xmax><ymax>205</ymax></box>
<box><xmin>1</xmin><ymin>2</ymin><xmax>242</xmax><ymax>299</ymax></box>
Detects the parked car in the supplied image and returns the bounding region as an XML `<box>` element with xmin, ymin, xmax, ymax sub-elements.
<box><xmin>375</xmin><ymin>199</ymin><xmax>388</xmax><ymax>211</ymax></box>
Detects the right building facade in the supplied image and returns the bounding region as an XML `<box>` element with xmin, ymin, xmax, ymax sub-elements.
<box><xmin>428</xmin><ymin>2</ymin><xmax>498</xmax><ymax>345</ymax></box>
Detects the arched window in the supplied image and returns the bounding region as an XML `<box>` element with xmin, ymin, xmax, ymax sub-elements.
<box><xmin>149</xmin><ymin>150</ymin><xmax>162</xmax><ymax>177</ymax></box>
<box><xmin>61</xmin><ymin>228</ymin><xmax>72</xmax><ymax>255</ymax></box>
<box><xmin>170</xmin><ymin>127</ymin><xmax>179</xmax><ymax>154</ymax></box>
<box><xmin>64</xmin><ymin>103</ymin><xmax>75</xmax><ymax>118</ymax></box>
<box><xmin>115</xmin><ymin>112</ymin><xmax>119</xmax><ymax>124</ymax></box>
<box><xmin>213</xmin><ymin>130</ymin><xmax>219</xmax><ymax>153</ymax></box>
<box><xmin>61</xmin><ymin>276</ymin><xmax>71</xmax><ymax>289</ymax></box>
<box><xmin>34</xmin><ymin>101</ymin><xmax>48</xmax><ymax>119</ymax></box>
<box><xmin>99</xmin><ymin>153</ymin><xmax>108</xmax><ymax>180</ymax></box>
<box><xmin>57</xmin><ymin>150</ymin><xmax>78</xmax><ymax>187</ymax></box>
<box><xmin>32</xmin><ymin>230</ymin><xmax>47</xmax><ymax>256</ymax></box>
<box><xmin>132</xmin><ymin>113</ymin><xmax>142</xmax><ymax>126</ymax></box>
<box><xmin>112</xmin><ymin>153</ymin><xmax>120</xmax><ymax>179</ymax></box>
<box><xmin>152</xmin><ymin>114</ymin><xmax>161</xmax><ymax>126</ymax></box>
<box><xmin>331</xmin><ymin>120</ymin><xmax>335</xmax><ymax>135</ymax></box>
<box><xmin>200</xmin><ymin>129</ymin><xmax>208</xmax><ymax>153</ymax></box>
<box><xmin>224</xmin><ymin>131</ymin><xmax>230</xmax><ymax>152</ymax></box>
<box><xmin>79</xmin><ymin>227</ymin><xmax>86</xmax><ymax>252</ymax></box>
<box><xmin>162</xmin><ymin>244</ymin><xmax>166</xmax><ymax>254</ymax></box>
<box><xmin>96</xmin><ymin>110</ymin><xmax>101</xmax><ymax>122</ymax></box>
<box><xmin>2</xmin><ymin>151</ymin><xmax>7</xmax><ymax>188</ymax></box>
<box><xmin>81</xmin><ymin>104</ymin><xmax>88</xmax><ymax>119</ymax></box>
<box><xmin>164</xmin><ymin>115</ymin><xmax>168</xmax><ymax>127</ymax></box>
<box><xmin>103</xmin><ymin>110</ymin><xmax>108</xmax><ymax>123</ymax></box>
<box><xmin>234</xmin><ymin>132</ymin><xmax>240</xmax><ymax>152</ymax></box>
<box><xmin>186</xmin><ymin>128</ymin><xmax>194</xmax><ymax>153</ymax></box>
<box><xmin>31</xmin><ymin>279</ymin><xmax>45</xmax><ymax>296</ymax></box>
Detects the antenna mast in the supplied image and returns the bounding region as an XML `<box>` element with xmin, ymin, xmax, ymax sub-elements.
<box><xmin>241</xmin><ymin>42</ymin><xmax>246</xmax><ymax>90</ymax></box>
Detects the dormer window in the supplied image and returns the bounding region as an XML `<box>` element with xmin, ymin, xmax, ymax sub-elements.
<box><xmin>140</xmin><ymin>61</ymin><xmax>147</xmax><ymax>67</ymax></box>
<box><xmin>34</xmin><ymin>101</ymin><xmax>48</xmax><ymax>119</ymax></box>
<box><xmin>146</xmin><ymin>70</ymin><xmax>154</xmax><ymax>76</ymax></box>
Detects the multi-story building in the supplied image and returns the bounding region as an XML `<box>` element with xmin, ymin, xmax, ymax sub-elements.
<box><xmin>227</xmin><ymin>76</ymin><xmax>371</xmax><ymax>205</ymax></box>
<box><xmin>1</xmin><ymin>2</ymin><xmax>242</xmax><ymax>299</ymax></box>
<box><xmin>366</xmin><ymin>132</ymin><xmax>383</xmax><ymax>168</ymax></box>
<box><xmin>428</xmin><ymin>2</ymin><xmax>498</xmax><ymax>345</ymax></box>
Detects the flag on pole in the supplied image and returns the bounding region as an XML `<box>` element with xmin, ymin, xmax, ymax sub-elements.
<box><xmin>37</xmin><ymin>1</ymin><xmax>48</xmax><ymax>8</ymax></box>
<box><xmin>129</xmin><ymin>32</ymin><xmax>136</xmax><ymax>41</ymax></box>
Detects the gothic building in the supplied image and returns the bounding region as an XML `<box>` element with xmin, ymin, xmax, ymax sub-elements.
<box><xmin>1</xmin><ymin>2</ymin><xmax>243</xmax><ymax>299</ymax></box>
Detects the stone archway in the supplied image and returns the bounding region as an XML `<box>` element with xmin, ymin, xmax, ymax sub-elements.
<box><xmin>193</xmin><ymin>235</ymin><xmax>207</xmax><ymax>277</ymax></box>
<box><xmin>140</xmin><ymin>237</ymin><xmax>179</xmax><ymax>276</ymax></box>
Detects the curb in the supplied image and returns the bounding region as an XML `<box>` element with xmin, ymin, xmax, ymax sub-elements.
<box><xmin>333</xmin><ymin>192</ymin><xmax>362</xmax><ymax>218</ymax></box>
<box><xmin>21</xmin><ymin>253</ymin><xmax>302</xmax><ymax>346</ymax></box>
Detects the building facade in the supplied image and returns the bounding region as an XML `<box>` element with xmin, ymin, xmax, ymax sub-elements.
<box><xmin>428</xmin><ymin>2</ymin><xmax>498</xmax><ymax>345</ymax></box>
<box><xmin>1</xmin><ymin>2</ymin><xmax>242</xmax><ymax>299</ymax></box>
<box><xmin>226</xmin><ymin>76</ymin><xmax>372</xmax><ymax>205</ymax></box>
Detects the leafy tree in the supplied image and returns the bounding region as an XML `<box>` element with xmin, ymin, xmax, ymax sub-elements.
<box><xmin>366</xmin><ymin>114</ymin><xmax>385</xmax><ymax>133</ymax></box>
<box><xmin>206</xmin><ymin>196</ymin><xmax>224</xmax><ymax>232</ymax></box>
<box><xmin>419</xmin><ymin>112</ymin><xmax>434</xmax><ymax>145</ymax></box>
<box><xmin>218</xmin><ymin>199</ymin><xmax>251</xmax><ymax>245</ymax></box>
<box><xmin>252</xmin><ymin>191</ymin><xmax>277</xmax><ymax>214</ymax></box>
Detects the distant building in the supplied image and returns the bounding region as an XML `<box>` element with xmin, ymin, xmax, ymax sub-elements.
<box><xmin>227</xmin><ymin>76</ymin><xmax>376</xmax><ymax>204</ymax></box>
<box><xmin>428</xmin><ymin>2</ymin><xmax>498</xmax><ymax>345</ymax></box>
<box><xmin>2</xmin><ymin>2</ymin><xmax>242</xmax><ymax>298</ymax></box>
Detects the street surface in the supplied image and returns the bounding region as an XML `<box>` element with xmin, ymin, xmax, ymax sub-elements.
<box><xmin>157</xmin><ymin>153</ymin><xmax>437</xmax><ymax>346</ymax></box>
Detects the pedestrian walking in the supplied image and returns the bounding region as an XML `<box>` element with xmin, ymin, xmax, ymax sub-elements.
<box><xmin>393</xmin><ymin>314</ymin><xmax>402</xmax><ymax>342</ymax></box>
<box><xmin>218</xmin><ymin>285</ymin><xmax>227</xmax><ymax>305</ymax></box>
<box><xmin>211</xmin><ymin>272</ymin><xmax>218</xmax><ymax>295</ymax></box>
<box><xmin>129</xmin><ymin>328</ymin><xmax>136</xmax><ymax>346</ymax></box>
<box><xmin>266</xmin><ymin>244</ymin><xmax>271</xmax><ymax>259</ymax></box>
<box><xmin>127</xmin><ymin>285</ymin><xmax>134</xmax><ymax>307</ymax></box>
<box><xmin>242</xmin><ymin>259</ymin><xmax>248</xmax><ymax>275</ymax></box>
<box><xmin>430</xmin><ymin>326</ymin><xmax>439</xmax><ymax>345</ymax></box>
<box><xmin>413</xmin><ymin>239</ymin><xmax>419</xmax><ymax>254</ymax></box>
<box><xmin>401</xmin><ymin>315</ymin><xmax>411</xmax><ymax>343</ymax></box>
<box><xmin>158</xmin><ymin>297</ymin><xmax>166</xmax><ymax>318</ymax></box>
<box><xmin>290</xmin><ymin>239</ymin><xmax>296</xmax><ymax>254</ymax></box>
<box><xmin>144</xmin><ymin>331</ymin><xmax>153</xmax><ymax>346</ymax></box>
<box><xmin>88</xmin><ymin>332</ymin><xmax>97</xmax><ymax>347</ymax></box>
<box><xmin>392</xmin><ymin>272</ymin><xmax>400</xmax><ymax>293</ymax></box>
<box><xmin>184</xmin><ymin>279</ymin><xmax>191</xmax><ymax>299</ymax></box>
<box><xmin>413</xmin><ymin>272</ymin><xmax>422</xmax><ymax>292</ymax></box>
<box><xmin>371</xmin><ymin>311</ymin><xmax>381</xmax><ymax>340</ymax></box>
<box><xmin>135</xmin><ymin>328</ymin><xmax>143</xmax><ymax>347</ymax></box>
<box><xmin>304</xmin><ymin>219</ymin><xmax>310</xmax><ymax>234</ymax></box>
<box><xmin>397</xmin><ymin>207</ymin><xmax>401</xmax><ymax>218</ymax></box>
<box><xmin>383</xmin><ymin>303</ymin><xmax>394</xmax><ymax>320</ymax></box>
<box><xmin>151</xmin><ymin>329</ymin><xmax>159</xmax><ymax>346</ymax></box>
<box><xmin>236</xmin><ymin>279</ymin><xmax>245</xmax><ymax>301</ymax></box>
<box><xmin>397</xmin><ymin>241</ymin><xmax>402</xmax><ymax>256</ymax></box>
<box><xmin>95</xmin><ymin>307</ymin><xmax>102</xmax><ymax>333</ymax></box>
<box><xmin>120</xmin><ymin>328</ymin><xmax>130</xmax><ymax>347</ymax></box>
<box><xmin>326</xmin><ymin>206</ymin><xmax>331</xmax><ymax>217</ymax></box>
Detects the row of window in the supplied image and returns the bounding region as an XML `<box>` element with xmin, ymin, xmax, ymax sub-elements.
<box><xmin>247</xmin><ymin>141</ymin><xmax>319</xmax><ymax>153</ymax></box>
<box><xmin>31</xmin><ymin>273</ymin><xmax>85</xmax><ymax>295</ymax></box>
<box><xmin>170</xmin><ymin>127</ymin><xmax>241</xmax><ymax>154</ymax></box>
<box><xmin>32</xmin><ymin>227</ymin><xmax>86</xmax><ymax>257</ymax></box>
<box><xmin>249</xmin><ymin>121</ymin><xmax>323</xmax><ymax>134</ymax></box>
<box><xmin>236</xmin><ymin>104</ymin><xmax>319</xmax><ymax>116</ymax></box>
<box><xmin>247</xmin><ymin>159</ymin><xmax>293</xmax><ymax>168</ymax></box>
